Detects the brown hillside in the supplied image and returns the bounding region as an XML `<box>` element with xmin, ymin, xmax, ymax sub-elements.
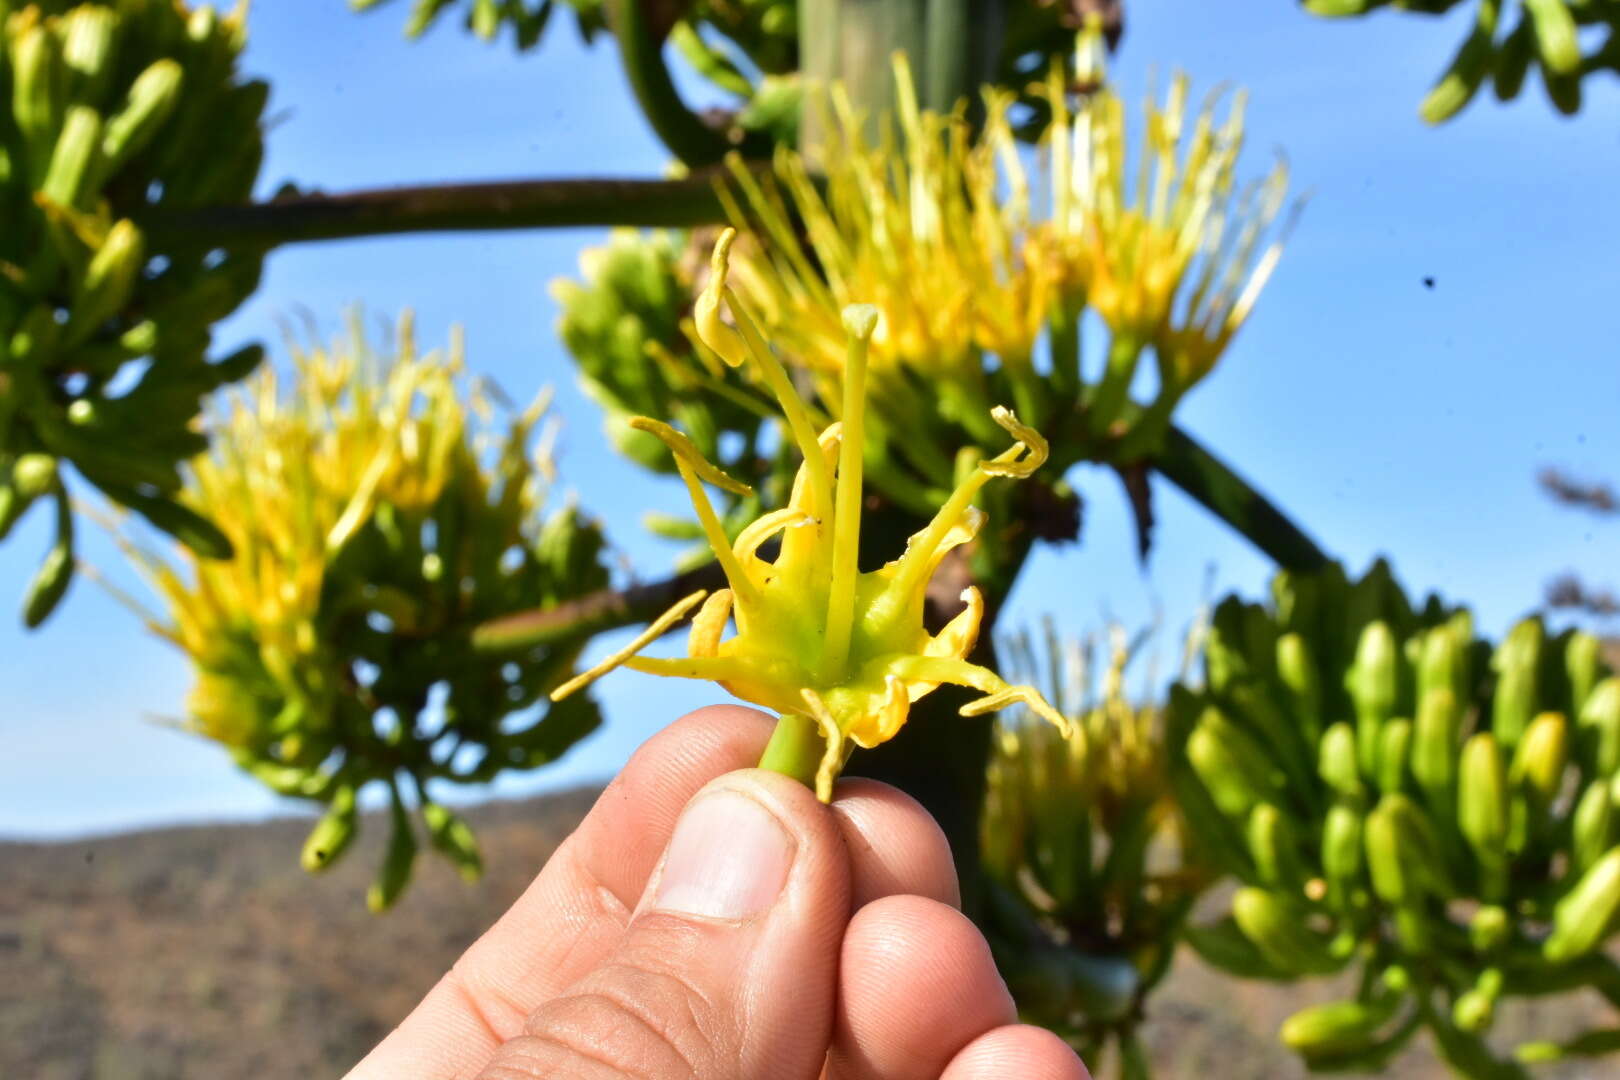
<box><xmin>1</xmin><ymin>788</ymin><xmax>1607</xmax><ymax>1079</ymax></box>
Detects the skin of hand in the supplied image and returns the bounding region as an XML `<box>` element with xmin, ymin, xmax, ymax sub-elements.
<box><xmin>347</xmin><ymin>705</ymin><xmax>1091</xmax><ymax>1080</ymax></box>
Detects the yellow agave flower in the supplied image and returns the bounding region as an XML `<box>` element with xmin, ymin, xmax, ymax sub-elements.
<box><xmin>715</xmin><ymin>57</ymin><xmax>1052</xmax><ymax>454</ymax></box>
<box><xmin>720</xmin><ymin>69</ymin><xmax>1045</xmax><ymax>377</ymax></box>
<box><xmin>710</xmin><ymin>27</ymin><xmax>1292</xmax><ymax>454</ymax></box>
<box><xmin>983</xmin><ymin>621</ymin><xmax>1200</xmax><ymax>902</ymax></box>
<box><xmin>1021</xmin><ymin>30</ymin><xmax>1293</xmax><ymax>422</ymax></box>
<box><xmin>554</xmin><ymin>230</ymin><xmax>1069</xmax><ymax>800</ymax></box>
<box><xmin>996</xmin><ymin>623</ymin><xmax>1171</xmax><ymax>812</ymax></box>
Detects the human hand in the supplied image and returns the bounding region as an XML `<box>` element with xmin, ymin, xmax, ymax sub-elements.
<box><xmin>348</xmin><ymin>705</ymin><xmax>1090</xmax><ymax>1079</ymax></box>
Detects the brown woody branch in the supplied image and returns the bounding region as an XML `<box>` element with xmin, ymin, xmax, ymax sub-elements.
<box><xmin>139</xmin><ymin>173</ymin><xmax>735</xmax><ymax>250</ymax></box>
<box><xmin>471</xmin><ymin>559</ymin><xmax>728</xmax><ymax>654</ymax></box>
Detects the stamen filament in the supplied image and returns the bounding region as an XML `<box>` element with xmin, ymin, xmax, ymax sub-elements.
<box><xmin>724</xmin><ymin>286</ymin><xmax>836</xmax><ymax>519</ymax></box>
<box><xmin>623</xmin><ymin>654</ymin><xmax>750</xmax><ymax>680</ymax></box>
<box><xmin>673</xmin><ymin>458</ymin><xmax>761</xmax><ymax>607</ymax></box>
<box><xmin>891</xmin><ymin>405</ymin><xmax>1042</xmax><ymax>599</ymax></box>
<box><xmin>627</xmin><ymin>417</ymin><xmax>761</xmax><ymax>607</ymax></box>
<box><xmin>550</xmin><ymin>589</ymin><xmax>710</xmax><ymax>701</ymax></box>
<box><xmin>821</xmin><ymin>305</ymin><xmax>878</xmax><ymax>682</ymax></box>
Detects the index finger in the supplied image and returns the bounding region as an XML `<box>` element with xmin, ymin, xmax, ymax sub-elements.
<box><xmin>349</xmin><ymin>703</ymin><xmax>776</xmax><ymax>1080</ymax></box>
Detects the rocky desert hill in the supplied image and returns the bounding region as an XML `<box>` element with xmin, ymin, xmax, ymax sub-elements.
<box><xmin>3</xmin><ymin>787</ymin><xmax>1610</xmax><ymax>1079</ymax></box>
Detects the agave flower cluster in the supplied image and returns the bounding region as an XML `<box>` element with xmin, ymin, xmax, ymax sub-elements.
<box><xmin>712</xmin><ymin>29</ymin><xmax>1292</xmax><ymax>478</ymax></box>
<box><xmin>553</xmin><ymin>230</ymin><xmax>1069</xmax><ymax>800</ymax></box>
<box><xmin>115</xmin><ymin>314</ymin><xmax>610</xmax><ymax>908</ymax></box>
<box><xmin>981</xmin><ymin>621</ymin><xmax>1211</xmax><ymax>1066</ymax></box>
<box><xmin>987</xmin><ymin>624</ymin><xmax>1182</xmax><ymax>875</ymax></box>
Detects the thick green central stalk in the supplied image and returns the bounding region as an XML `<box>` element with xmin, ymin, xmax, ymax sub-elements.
<box><xmin>797</xmin><ymin>0</ymin><xmax>1006</xmax><ymax>153</ymax></box>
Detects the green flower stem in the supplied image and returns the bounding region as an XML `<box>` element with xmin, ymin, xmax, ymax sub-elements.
<box><xmin>1087</xmin><ymin>335</ymin><xmax>1143</xmax><ymax>437</ymax></box>
<box><xmin>757</xmin><ymin>711</ymin><xmax>826</xmax><ymax>789</ymax></box>
<box><xmin>1046</xmin><ymin>300</ymin><xmax>1083</xmax><ymax>408</ymax></box>
<box><xmin>799</xmin><ymin>0</ymin><xmax>925</xmax><ymax>152</ymax></box>
<box><xmin>604</xmin><ymin>0</ymin><xmax>757</xmax><ymax>166</ymax></box>
<box><xmin>798</xmin><ymin>0</ymin><xmax>1003</xmax><ymax>152</ymax></box>
<box><xmin>1110</xmin><ymin>386</ymin><xmax>1182</xmax><ymax>462</ymax></box>
<box><xmin>138</xmin><ymin>174</ymin><xmax>735</xmax><ymax>251</ymax></box>
<box><xmin>922</xmin><ymin>0</ymin><xmax>1005</xmax><ymax>119</ymax></box>
<box><xmin>1151</xmin><ymin>422</ymin><xmax>1331</xmax><ymax>572</ymax></box>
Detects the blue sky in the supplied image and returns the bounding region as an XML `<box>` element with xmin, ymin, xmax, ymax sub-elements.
<box><xmin>1</xmin><ymin>4</ymin><xmax>1616</xmax><ymax>838</ymax></box>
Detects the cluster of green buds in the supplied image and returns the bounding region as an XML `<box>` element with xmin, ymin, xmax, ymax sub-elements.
<box><xmin>112</xmin><ymin>314</ymin><xmax>612</xmax><ymax>911</ymax></box>
<box><xmin>981</xmin><ymin>620</ymin><xmax>1213</xmax><ymax>1078</ymax></box>
<box><xmin>1304</xmin><ymin>0</ymin><xmax>1619</xmax><ymax>120</ymax></box>
<box><xmin>0</xmin><ymin>0</ymin><xmax>268</xmax><ymax>625</ymax></box>
<box><xmin>699</xmin><ymin>27</ymin><xmax>1291</xmax><ymax>514</ymax></box>
<box><xmin>1169</xmin><ymin>558</ymin><xmax>1620</xmax><ymax>1075</ymax></box>
<box><xmin>553</xmin><ymin>228</ymin><xmax>786</xmax><ymax>566</ymax></box>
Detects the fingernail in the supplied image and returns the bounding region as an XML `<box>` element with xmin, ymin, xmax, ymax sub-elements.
<box><xmin>653</xmin><ymin>789</ymin><xmax>794</xmax><ymax>921</ymax></box>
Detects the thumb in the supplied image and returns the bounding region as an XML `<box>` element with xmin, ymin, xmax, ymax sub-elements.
<box><xmin>477</xmin><ymin>769</ymin><xmax>851</xmax><ymax>1080</ymax></box>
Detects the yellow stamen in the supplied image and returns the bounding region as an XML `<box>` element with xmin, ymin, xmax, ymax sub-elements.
<box><xmin>625</xmin><ymin>417</ymin><xmax>752</xmax><ymax>495</ymax></box>
<box><xmin>696</xmin><ymin>230</ymin><xmax>835</xmax><ymax>522</ymax></box>
<box><xmin>550</xmin><ymin>589</ymin><xmax>710</xmax><ymax>701</ymax></box>
<box><xmin>821</xmin><ymin>304</ymin><xmax>879</xmax><ymax>682</ymax></box>
<box><xmin>892</xmin><ymin>406</ymin><xmax>1040</xmax><ymax>597</ymax></box>
<box><xmin>724</xmin><ymin>287</ymin><xmax>835</xmax><ymax>519</ymax></box>
<box><xmin>628</xmin><ymin>418</ymin><xmax>760</xmax><ymax>606</ymax></box>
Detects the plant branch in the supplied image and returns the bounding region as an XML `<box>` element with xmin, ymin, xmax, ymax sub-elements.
<box><xmin>138</xmin><ymin>174</ymin><xmax>734</xmax><ymax>250</ymax></box>
<box><xmin>471</xmin><ymin>559</ymin><xmax>728</xmax><ymax>654</ymax></box>
<box><xmin>1149</xmin><ymin>423</ymin><xmax>1330</xmax><ymax>572</ymax></box>
<box><xmin>606</xmin><ymin>0</ymin><xmax>752</xmax><ymax>166</ymax></box>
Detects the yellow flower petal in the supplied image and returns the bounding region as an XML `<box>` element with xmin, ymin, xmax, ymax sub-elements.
<box><xmin>689</xmin><ymin>589</ymin><xmax>733</xmax><ymax>658</ymax></box>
